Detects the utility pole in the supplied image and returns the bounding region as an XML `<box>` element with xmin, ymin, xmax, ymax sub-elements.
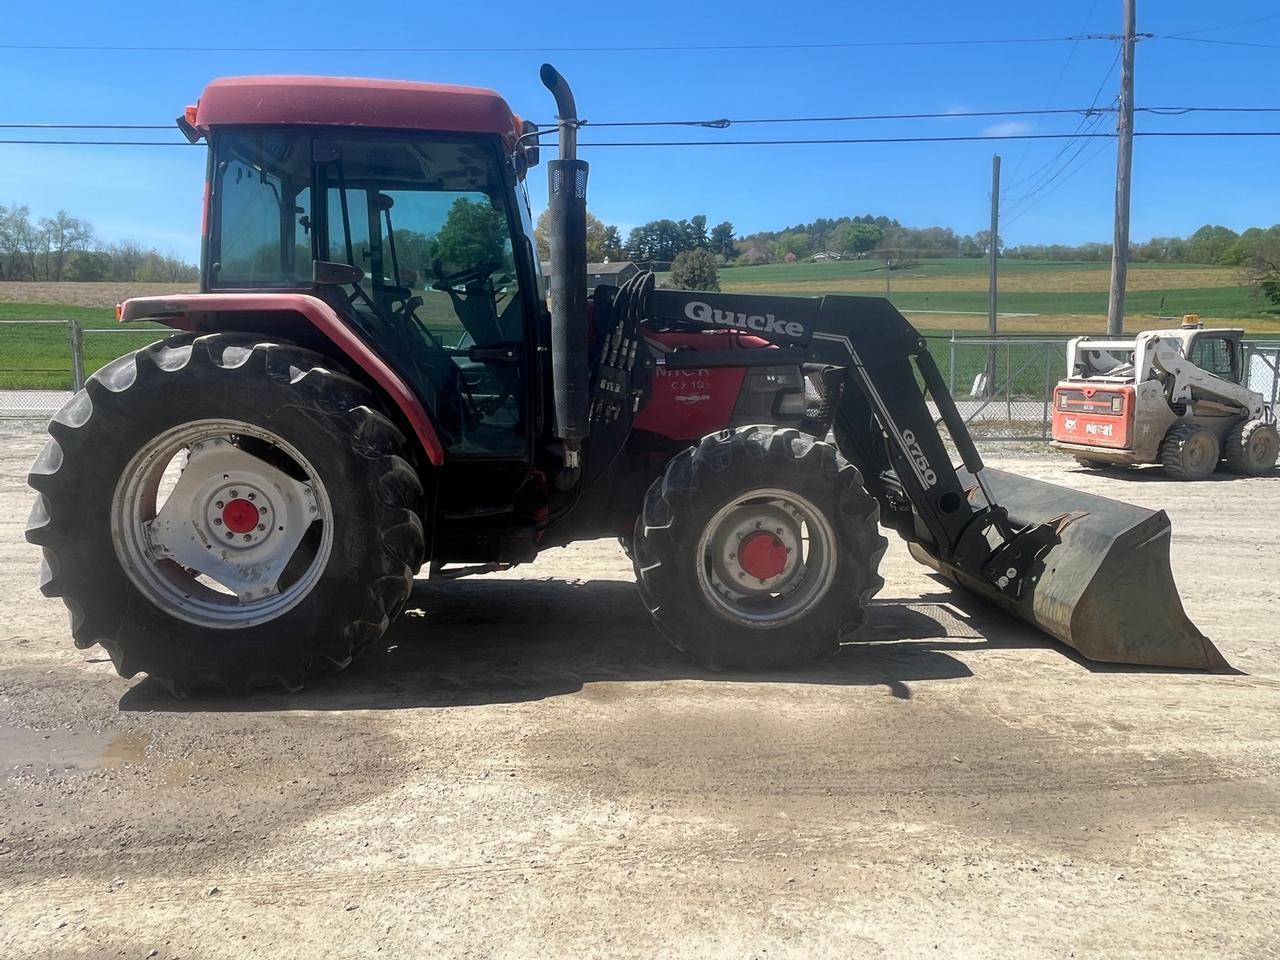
<box><xmin>986</xmin><ymin>153</ymin><xmax>1001</xmax><ymax>397</ymax></box>
<box><xmin>1107</xmin><ymin>0</ymin><xmax>1137</xmax><ymax>335</ymax></box>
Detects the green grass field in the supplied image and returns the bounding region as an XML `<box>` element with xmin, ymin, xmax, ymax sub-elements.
<box><xmin>2</xmin><ymin>260</ymin><xmax>1278</xmax><ymax>390</ymax></box>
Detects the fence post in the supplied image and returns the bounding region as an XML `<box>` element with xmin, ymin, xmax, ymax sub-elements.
<box><xmin>1004</xmin><ymin>342</ymin><xmax>1012</xmax><ymax>425</ymax></box>
<box><xmin>948</xmin><ymin>335</ymin><xmax>957</xmax><ymax>398</ymax></box>
<box><xmin>1272</xmin><ymin>347</ymin><xmax>1279</xmax><ymax>412</ymax></box>
<box><xmin>68</xmin><ymin>320</ymin><xmax>85</xmax><ymax>392</ymax></box>
<box><xmin>1041</xmin><ymin>343</ymin><xmax>1052</xmax><ymax>439</ymax></box>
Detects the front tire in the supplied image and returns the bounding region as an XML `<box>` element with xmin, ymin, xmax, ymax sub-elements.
<box><xmin>1223</xmin><ymin>419</ymin><xmax>1279</xmax><ymax>476</ymax></box>
<box><xmin>632</xmin><ymin>426</ymin><xmax>885</xmax><ymax>671</ymax></box>
<box><xmin>26</xmin><ymin>334</ymin><xmax>425</xmax><ymax>695</ymax></box>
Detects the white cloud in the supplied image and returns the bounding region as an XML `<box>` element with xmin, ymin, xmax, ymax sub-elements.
<box><xmin>983</xmin><ymin>120</ymin><xmax>1035</xmax><ymax>138</ymax></box>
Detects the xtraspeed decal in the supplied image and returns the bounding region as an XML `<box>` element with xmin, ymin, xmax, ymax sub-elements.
<box><xmin>683</xmin><ymin>300</ymin><xmax>806</xmax><ymax>339</ymax></box>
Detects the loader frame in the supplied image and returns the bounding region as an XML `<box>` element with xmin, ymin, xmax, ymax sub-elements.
<box><xmin>615</xmin><ymin>287</ymin><xmax>1065</xmax><ymax>598</ymax></box>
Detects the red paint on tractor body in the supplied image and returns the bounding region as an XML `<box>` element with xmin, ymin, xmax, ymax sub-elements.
<box><xmin>739</xmin><ymin>531</ymin><xmax>789</xmax><ymax>580</ymax></box>
<box><xmin>194</xmin><ymin>76</ymin><xmax>520</xmax><ymax>148</ymax></box>
<box><xmin>633</xmin><ymin>330</ymin><xmax>776</xmax><ymax>442</ymax></box>
<box><xmin>119</xmin><ymin>293</ymin><xmax>446</xmax><ymax>466</ymax></box>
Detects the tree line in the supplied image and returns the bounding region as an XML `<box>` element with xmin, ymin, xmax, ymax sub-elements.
<box><xmin>0</xmin><ymin>204</ymin><xmax>198</xmax><ymax>283</ymax></box>
<box><xmin>1005</xmin><ymin>224</ymin><xmax>1280</xmax><ymax>267</ymax></box>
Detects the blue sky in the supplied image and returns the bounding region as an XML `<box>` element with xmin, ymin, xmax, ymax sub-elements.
<box><xmin>1</xmin><ymin>0</ymin><xmax>1277</xmax><ymax>262</ymax></box>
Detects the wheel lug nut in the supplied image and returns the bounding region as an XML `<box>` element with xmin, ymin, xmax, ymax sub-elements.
<box><xmin>247</xmin><ymin>492</ymin><xmax>256</xmax><ymax>501</ymax></box>
<box><xmin>243</xmin><ymin>534</ymin><xmax>252</xmax><ymax>542</ymax></box>
<box><xmin>259</xmin><ymin>505</ymin><xmax>268</xmax><ymax>514</ymax></box>
<box><xmin>225</xmin><ymin>532</ymin><xmax>233</xmax><ymax>540</ymax></box>
<box><xmin>257</xmin><ymin>524</ymin><xmax>266</xmax><ymax>532</ymax></box>
<box><xmin>230</xmin><ymin>489</ymin><xmax>238</xmax><ymax>497</ymax></box>
<box><xmin>729</xmin><ymin>553</ymin><xmax>736</xmax><ymax>560</ymax></box>
<box><xmin>213</xmin><ymin>518</ymin><xmax>223</xmax><ymax>526</ymax></box>
<box><xmin>215</xmin><ymin>501</ymin><xmax>224</xmax><ymax>509</ymax></box>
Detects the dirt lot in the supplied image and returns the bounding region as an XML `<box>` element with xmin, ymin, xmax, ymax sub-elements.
<box><xmin>1</xmin><ymin>423</ymin><xmax>1278</xmax><ymax>959</ymax></box>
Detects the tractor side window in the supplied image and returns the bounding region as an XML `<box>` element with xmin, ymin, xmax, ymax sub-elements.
<box><xmin>211</xmin><ymin>131</ymin><xmax>311</xmax><ymax>287</ymax></box>
<box><xmin>317</xmin><ymin>136</ymin><xmax>527</xmax><ymax>457</ymax></box>
<box><xmin>1190</xmin><ymin>337</ymin><xmax>1236</xmax><ymax>381</ymax></box>
<box><xmin>326</xmin><ymin>188</ymin><xmax>371</xmax><ymax>269</ymax></box>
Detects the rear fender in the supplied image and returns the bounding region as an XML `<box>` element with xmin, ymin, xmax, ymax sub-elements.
<box><xmin>118</xmin><ymin>292</ymin><xmax>445</xmax><ymax>465</ymax></box>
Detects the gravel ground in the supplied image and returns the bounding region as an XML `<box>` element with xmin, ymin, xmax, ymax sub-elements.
<box><xmin>1</xmin><ymin>424</ymin><xmax>1278</xmax><ymax>959</ymax></box>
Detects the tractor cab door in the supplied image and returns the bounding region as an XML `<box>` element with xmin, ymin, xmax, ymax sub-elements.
<box><xmin>314</xmin><ymin>135</ymin><xmax>540</xmax><ymax>557</ymax></box>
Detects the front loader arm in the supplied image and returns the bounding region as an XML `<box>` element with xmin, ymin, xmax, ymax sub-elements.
<box><xmin>646</xmin><ymin>289</ymin><xmax>1002</xmax><ymax>561</ymax></box>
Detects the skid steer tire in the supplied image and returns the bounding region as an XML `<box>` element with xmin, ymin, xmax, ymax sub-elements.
<box><xmin>632</xmin><ymin>425</ymin><xmax>886</xmax><ymax>671</ymax></box>
<box><xmin>1160</xmin><ymin>422</ymin><xmax>1220</xmax><ymax>481</ymax></box>
<box><xmin>26</xmin><ymin>333</ymin><xmax>425</xmax><ymax>696</ymax></box>
<box><xmin>1223</xmin><ymin>419</ymin><xmax>1279</xmax><ymax>476</ymax></box>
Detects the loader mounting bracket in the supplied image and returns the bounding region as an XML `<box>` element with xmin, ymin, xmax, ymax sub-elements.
<box><xmin>981</xmin><ymin>510</ymin><xmax>1087</xmax><ymax>599</ymax></box>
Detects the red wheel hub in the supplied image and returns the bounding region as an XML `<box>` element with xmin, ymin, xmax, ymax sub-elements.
<box><xmin>221</xmin><ymin>498</ymin><xmax>260</xmax><ymax>534</ymax></box>
<box><xmin>738</xmin><ymin>531</ymin><xmax>789</xmax><ymax>580</ymax></box>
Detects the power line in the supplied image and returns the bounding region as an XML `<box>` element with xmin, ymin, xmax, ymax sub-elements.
<box><xmin>1164</xmin><ymin>12</ymin><xmax>1280</xmax><ymax>38</ymax></box>
<box><xmin>1001</xmin><ymin>48</ymin><xmax>1120</xmax><ymax>196</ymax></box>
<box><xmin>0</xmin><ymin>35</ymin><xmax>1118</xmax><ymax>54</ymax></box>
<box><xmin>0</xmin><ymin>123</ymin><xmax>172</xmax><ymax>130</ymax></box>
<box><xmin>6</xmin><ymin>131</ymin><xmax>1280</xmax><ymax>148</ymax></box>
<box><xmin>1159</xmin><ymin>36</ymin><xmax>1280</xmax><ymax>50</ymax></box>
<box><xmin>1005</xmin><ymin>0</ymin><xmax>1101</xmax><ymax>186</ymax></box>
<box><xmin>11</xmin><ymin>106</ymin><xmax>1280</xmax><ymax>133</ymax></box>
<box><xmin>582</xmin><ymin>107</ymin><xmax>1111</xmax><ymax>128</ymax></box>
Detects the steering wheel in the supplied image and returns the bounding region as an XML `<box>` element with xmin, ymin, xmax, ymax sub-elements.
<box><xmin>431</xmin><ymin>260</ymin><xmax>503</xmax><ymax>293</ymax></box>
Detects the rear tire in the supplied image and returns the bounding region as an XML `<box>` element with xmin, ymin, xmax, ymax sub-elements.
<box><xmin>26</xmin><ymin>334</ymin><xmax>425</xmax><ymax>695</ymax></box>
<box><xmin>1159</xmin><ymin>422</ymin><xmax>1220</xmax><ymax>481</ymax></box>
<box><xmin>632</xmin><ymin>426</ymin><xmax>886</xmax><ymax>671</ymax></box>
<box><xmin>1223</xmin><ymin>419</ymin><xmax>1279</xmax><ymax>476</ymax></box>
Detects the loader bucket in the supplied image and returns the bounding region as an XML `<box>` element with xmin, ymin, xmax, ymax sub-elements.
<box><xmin>908</xmin><ymin>468</ymin><xmax>1228</xmax><ymax>671</ymax></box>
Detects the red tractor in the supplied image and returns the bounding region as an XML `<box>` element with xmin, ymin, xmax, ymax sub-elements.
<box><xmin>26</xmin><ymin>67</ymin><xmax>1223</xmax><ymax>694</ymax></box>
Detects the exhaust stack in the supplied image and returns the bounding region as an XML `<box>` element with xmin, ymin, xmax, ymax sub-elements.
<box><xmin>540</xmin><ymin>63</ymin><xmax>590</xmax><ymax>469</ymax></box>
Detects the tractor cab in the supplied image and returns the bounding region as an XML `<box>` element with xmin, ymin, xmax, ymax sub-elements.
<box><xmin>193</xmin><ymin>77</ymin><xmax>545</xmax><ymax>461</ymax></box>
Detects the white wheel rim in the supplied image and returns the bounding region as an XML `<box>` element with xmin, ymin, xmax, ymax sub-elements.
<box><xmin>695</xmin><ymin>487</ymin><xmax>838</xmax><ymax>627</ymax></box>
<box><xmin>111</xmin><ymin>419</ymin><xmax>334</xmax><ymax>629</ymax></box>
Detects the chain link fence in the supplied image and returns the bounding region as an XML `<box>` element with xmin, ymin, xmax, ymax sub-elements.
<box><xmin>926</xmin><ymin>336</ymin><xmax>1069</xmax><ymax>440</ymax></box>
<box><xmin>3</xmin><ymin>321</ymin><xmax>1279</xmax><ymax>435</ymax></box>
<box><xmin>0</xmin><ymin>320</ymin><xmax>167</xmax><ymax>418</ymax></box>
<box><xmin>929</xmin><ymin>335</ymin><xmax>1280</xmax><ymax>440</ymax></box>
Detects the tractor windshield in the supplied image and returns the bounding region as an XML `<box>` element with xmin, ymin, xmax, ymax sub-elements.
<box><xmin>208</xmin><ymin>129</ymin><xmax>531</xmax><ymax>457</ymax></box>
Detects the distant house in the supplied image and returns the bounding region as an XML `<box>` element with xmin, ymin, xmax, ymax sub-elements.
<box><xmin>541</xmin><ymin>260</ymin><xmax>640</xmax><ymax>289</ymax></box>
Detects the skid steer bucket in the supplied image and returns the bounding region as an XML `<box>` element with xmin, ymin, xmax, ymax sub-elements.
<box><xmin>909</xmin><ymin>468</ymin><xmax>1228</xmax><ymax>671</ymax></box>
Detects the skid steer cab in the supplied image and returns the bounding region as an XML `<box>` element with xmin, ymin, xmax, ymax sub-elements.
<box><xmin>26</xmin><ymin>68</ymin><xmax>1226</xmax><ymax>697</ymax></box>
<box><xmin>1051</xmin><ymin>318</ymin><xmax>1279</xmax><ymax>480</ymax></box>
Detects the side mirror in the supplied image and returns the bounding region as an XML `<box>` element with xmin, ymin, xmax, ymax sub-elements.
<box><xmin>312</xmin><ymin>260</ymin><xmax>364</xmax><ymax>285</ymax></box>
<box><xmin>521</xmin><ymin>119</ymin><xmax>540</xmax><ymax>169</ymax></box>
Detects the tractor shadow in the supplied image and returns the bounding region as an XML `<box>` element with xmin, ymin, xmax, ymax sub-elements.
<box><xmin>1066</xmin><ymin>463</ymin><xmax>1280</xmax><ymax>483</ymax></box>
<box><xmin>119</xmin><ymin>575</ymin><xmax>1085</xmax><ymax>713</ymax></box>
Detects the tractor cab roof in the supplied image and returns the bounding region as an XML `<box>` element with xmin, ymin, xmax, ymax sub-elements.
<box><xmin>192</xmin><ymin>75</ymin><xmax>521</xmax><ymax>147</ymax></box>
